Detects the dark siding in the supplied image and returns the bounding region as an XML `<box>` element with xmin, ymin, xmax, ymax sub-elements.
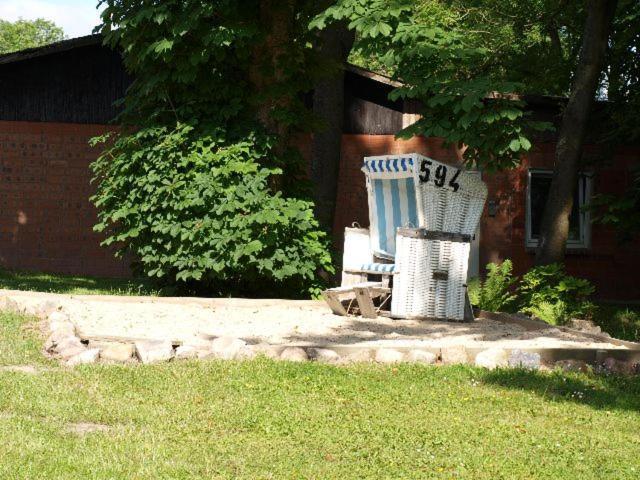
<box><xmin>0</xmin><ymin>44</ymin><xmax>130</xmax><ymax>124</ymax></box>
<box><xmin>343</xmin><ymin>70</ymin><xmax>403</xmax><ymax>134</ymax></box>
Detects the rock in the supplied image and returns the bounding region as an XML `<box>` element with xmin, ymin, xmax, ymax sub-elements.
<box><xmin>135</xmin><ymin>341</ymin><xmax>174</xmax><ymax>364</ymax></box>
<box><xmin>210</xmin><ymin>337</ymin><xmax>247</xmax><ymax>360</ymax></box>
<box><xmin>375</xmin><ymin>349</ymin><xmax>404</xmax><ymax>364</ymax></box>
<box><xmin>567</xmin><ymin>318</ymin><xmax>603</xmax><ymax>335</ymax></box>
<box><xmin>251</xmin><ymin>344</ymin><xmax>282</xmax><ymax>359</ymax></box>
<box><xmin>55</xmin><ymin>336</ymin><xmax>84</xmax><ymax>352</ymax></box>
<box><xmin>475</xmin><ymin>348</ymin><xmax>508</xmax><ymax>370</ymax></box>
<box><xmin>49</xmin><ymin>320</ymin><xmax>76</xmax><ymax>336</ymax></box>
<box><xmin>554</xmin><ymin>359</ymin><xmax>590</xmax><ymax>373</ymax></box>
<box><xmin>279</xmin><ymin>347</ymin><xmax>308</xmax><ymax>362</ymax></box>
<box><xmin>37</xmin><ymin>301</ymin><xmax>60</xmax><ymax>318</ymax></box>
<box><xmin>441</xmin><ymin>345</ymin><xmax>469</xmax><ymax>365</ymax></box>
<box><xmin>341</xmin><ymin>349</ymin><xmax>373</xmax><ymax>363</ymax></box>
<box><xmin>406</xmin><ymin>350</ymin><xmax>437</xmax><ymax>365</ymax></box>
<box><xmin>236</xmin><ymin>346</ymin><xmax>257</xmax><ymax>360</ymax></box>
<box><xmin>601</xmin><ymin>357</ymin><xmax>637</xmax><ymax>375</ymax></box>
<box><xmin>181</xmin><ymin>335</ymin><xmax>213</xmax><ymax>350</ymax></box>
<box><xmin>98</xmin><ymin>342</ymin><xmax>135</xmax><ymax>363</ymax></box>
<box><xmin>46</xmin><ymin>329</ymin><xmax>78</xmax><ymax>348</ymax></box>
<box><xmin>0</xmin><ymin>296</ymin><xmax>22</xmax><ymax>313</ymax></box>
<box><xmin>66</xmin><ymin>348</ymin><xmax>100</xmax><ymax>367</ymax></box>
<box><xmin>48</xmin><ymin>310</ymin><xmax>70</xmax><ymax>324</ymax></box>
<box><xmin>308</xmin><ymin>348</ymin><xmax>340</xmax><ymax>363</ymax></box>
<box><xmin>174</xmin><ymin>345</ymin><xmax>198</xmax><ymax>360</ymax></box>
<box><xmin>508</xmin><ymin>350</ymin><xmax>541</xmax><ymax>369</ymax></box>
<box><xmin>59</xmin><ymin>345</ymin><xmax>89</xmax><ymax>361</ymax></box>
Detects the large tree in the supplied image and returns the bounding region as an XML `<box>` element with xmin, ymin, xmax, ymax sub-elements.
<box><xmin>535</xmin><ymin>0</ymin><xmax>618</xmax><ymax>265</ymax></box>
<box><xmin>0</xmin><ymin>18</ymin><xmax>64</xmax><ymax>54</ymax></box>
<box><xmin>93</xmin><ymin>0</ymin><xmax>334</xmax><ymax>296</ymax></box>
<box><xmin>315</xmin><ymin>0</ymin><xmax>635</xmax><ymax>264</ymax></box>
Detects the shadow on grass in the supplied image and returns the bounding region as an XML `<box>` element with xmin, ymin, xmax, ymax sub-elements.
<box><xmin>0</xmin><ymin>268</ymin><xmax>159</xmax><ymax>296</ymax></box>
<box><xmin>480</xmin><ymin>367</ymin><xmax>640</xmax><ymax>412</ymax></box>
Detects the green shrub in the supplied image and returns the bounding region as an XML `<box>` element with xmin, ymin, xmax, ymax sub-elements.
<box><xmin>466</xmin><ymin>277</ymin><xmax>481</xmax><ymax>307</ymax></box>
<box><xmin>91</xmin><ymin>125</ymin><xmax>333</xmax><ymax>298</ymax></box>
<box><xmin>469</xmin><ymin>260</ymin><xmax>518</xmax><ymax>312</ymax></box>
<box><xmin>518</xmin><ymin>263</ymin><xmax>595</xmax><ymax>325</ymax></box>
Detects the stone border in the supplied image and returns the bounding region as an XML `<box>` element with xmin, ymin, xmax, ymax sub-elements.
<box><xmin>50</xmin><ymin>310</ymin><xmax>640</xmax><ymax>374</ymax></box>
<box><xmin>3</xmin><ymin>295</ymin><xmax>639</xmax><ymax>374</ymax></box>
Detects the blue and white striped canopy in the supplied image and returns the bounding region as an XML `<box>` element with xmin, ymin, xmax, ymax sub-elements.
<box><xmin>363</xmin><ymin>156</ymin><xmax>415</xmax><ymax>174</ymax></box>
<box><xmin>365</xmin><ymin>174</ymin><xmax>418</xmax><ymax>259</ymax></box>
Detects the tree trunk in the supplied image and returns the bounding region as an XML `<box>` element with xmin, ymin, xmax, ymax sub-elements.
<box><xmin>311</xmin><ymin>22</ymin><xmax>354</xmax><ymax>233</ymax></box>
<box><xmin>535</xmin><ymin>0</ymin><xmax>617</xmax><ymax>265</ymax></box>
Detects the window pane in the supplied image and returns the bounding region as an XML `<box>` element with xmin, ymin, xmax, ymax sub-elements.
<box><xmin>530</xmin><ymin>172</ymin><xmax>581</xmax><ymax>241</ymax></box>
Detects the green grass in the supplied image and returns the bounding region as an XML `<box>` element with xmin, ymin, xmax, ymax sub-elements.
<box><xmin>0</xmin><ymin>311</ymin><xmax>639</xmax><ymax>478</ymax></box>
<box><xmin>0</xmin><ymin>268</ymin><xmax>159</xmax><ymax>296</ymax></box>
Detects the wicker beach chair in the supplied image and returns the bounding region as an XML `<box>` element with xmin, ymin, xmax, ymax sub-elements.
<box><xmin>323</xmin><ymin>153</ymin><xmax>487</xmax><ymax>321</ymax></box>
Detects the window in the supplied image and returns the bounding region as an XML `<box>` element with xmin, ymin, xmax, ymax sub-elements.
<box><xmin>526</xmin><ymin>169</ymin><xmax>592</xmax><ymax>249</ymax></box>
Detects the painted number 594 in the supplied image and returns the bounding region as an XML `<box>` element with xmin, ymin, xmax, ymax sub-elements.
<box><xmin>419</xmin><ymin>160</ymin><xmax>461</xmax><ymax>192</ymax></box>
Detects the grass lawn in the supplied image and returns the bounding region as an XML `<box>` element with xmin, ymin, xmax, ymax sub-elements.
<box><xmin>0</xmin><ymin>311</ymin><xmax>639</xmax><ymax>479</ymax></box>
<box><xmin>0</xmin><ymin>268</ymin><xmax>159</xmax><ymax>296</ymax></box>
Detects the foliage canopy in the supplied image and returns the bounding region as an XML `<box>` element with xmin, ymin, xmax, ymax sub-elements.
<box><xmin>92</xmin><ymin>0</ymin><xmax>333</xmax><ymax>296</ymax></box>
<box><xmin>0</xmin><ymin>18</ymin><xmax>64</xmax><ymax>54</ymax></box>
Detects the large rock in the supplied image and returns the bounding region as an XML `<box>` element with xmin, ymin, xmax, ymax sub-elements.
<box><xmin>182</xmin><ymin>335</ymin><xmax>213</xmax><ymax>350</ymax></box>
<box><xmin>47</xmin><ymin>311</ymin><xmax>75</xmax><ymax>334</ymax></box>
<box><xmin>406</xmin><ymin>350</ymin><xmax>437</xmax><ymax>365</ymax></box>
<box><xmin>250</xmin><ymin>344</ymin><xmax>282</xmax><ymax>359</ymax></box>
<box><xmin>97</xmin><ymin>342</ymin><xmax>135</xmax><ymax>363</ymax></box>
<box><xmin>341</xmin><ymin>349</ymin><xmax>373</xmax><ymax>363</ymax></box>
<box><xmin>135</xmin><ymin>341</ymin><xmax>175</xmax><ymax>364</ymax></box>
<box><xmin>55</xmin><ymin>336</ymin><xmax>84</xmax><ymax>352</ymax></box>
<box><xmin>66</xmin><ymin>348</ymin><xmax>100</xmax><ymax>367</ymax></box>
<box><xmin>475</xmin><ymin>348</ymin><xmax>508</xmax><ymax>370</ymax></box>
<box><xmin>508</xmin><ymin>350</ymin><xmax>541</xmax><ymax>369</ymax></box>
<box><xmin>375</xmin><ymin>349</ymin><xmax>404</xmax><ymax>364</ymax></box>
<box><xmin>59</xmin><ymin>345</ymin><xmax>88</xmax><ymax>361</ymax></box>
<box><xmin>441</xmin><ymin>345</ymin><xmax>469</xmax><ymax>365</ymax></box>
<box><xmin>279</xmin><ymin>347</ymin><xmax>308</xmax><ymax>362</ymax></box>
<box><xmin>308</xmin><ymin>348</ymin><xmax>340</xmax><ymax>363</ymax></box>
<box><xmin>210</xmin><ymin>337</ymin><xmax>247</xmax><ymax>360</ymax></box>
<box><xmin>174</xmin><ymin>345</ymin><xmax>199</xmax><ymax>360</ymax></box>
<box><xmin>37</xmin><ymin>301</ymin><xmax>60</xmax><ymax>319</ymax></box>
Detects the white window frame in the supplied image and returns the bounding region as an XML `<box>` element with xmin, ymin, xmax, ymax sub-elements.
<box><xmin>525</xmin><ymin>169</ymin><xmax>592</xmax><ymax>249</ymax></box>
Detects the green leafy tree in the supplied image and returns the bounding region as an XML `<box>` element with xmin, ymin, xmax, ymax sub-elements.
<box><xmin>93</xmin><ymin>0</ymin><xmax>333</xmax><ymax>297</ymax></box>
<box><xmin>0</xmin><ymin>18</ymin><xmax>64</xmax><ymax>54</ymax></box>
<box><xmin>315</xmin><ymin>0</ymin><xmax>637</xmax><ymax>263</ymax></box>
<box><xmin>311</xmin><ymin>0</ymin><xmax>554</xmax><ymax>171</ymax></box>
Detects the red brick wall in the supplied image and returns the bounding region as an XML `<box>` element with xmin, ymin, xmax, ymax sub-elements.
<box><xmin>0</xmin><ymin>121</ymin><xmax>129</xmax><ymax>278</ymax></box>
<box><xmin>2</xmin><ymin>123</ymin><xmax>639</xmax><ymax>300</ymax></box>
<box><xmin>334</xmin><ymin>134</ymin><xmax>640</xmax><ymax>301</ymax></box>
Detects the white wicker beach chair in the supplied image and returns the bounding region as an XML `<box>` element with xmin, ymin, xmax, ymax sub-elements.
<box><xmin>323</xmin><ymin>153</ymin><xmax>487</xmax><ymax>321</ymax></box>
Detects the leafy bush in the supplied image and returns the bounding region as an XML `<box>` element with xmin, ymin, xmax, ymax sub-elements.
<box><xmin>468</xmin><ymin>260</ymin><xmax>518</xmax><ymax>312</ymax></box>
<box><xmin>91</xmin><ymin>125</ymin><xmax>333</xmax><ymax>297</ymax></box>
<box><xmin>518</xmin><ymin>263</ymin><xmax>595</xmax><ymax>325</ymax></box>
<box><xmin>592</xmin><ymin>305</ymin><xmax>640</xmax><ymax>342</ymax></box>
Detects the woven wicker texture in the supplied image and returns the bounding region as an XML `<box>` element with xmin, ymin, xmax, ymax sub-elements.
<box><xmin>391</xmin><ymin>229</ymin><xmax>470</xmax><ymax>320</ymax></box>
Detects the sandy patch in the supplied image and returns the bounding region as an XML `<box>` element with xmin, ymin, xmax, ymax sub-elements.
<box><xmin>0</xmin><ymin>289</ymin><xmax>631</xmax><ymax>350</ymax></box>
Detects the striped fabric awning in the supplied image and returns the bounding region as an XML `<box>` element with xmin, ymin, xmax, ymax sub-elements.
<box><xmin>344</xmin><ymin>263</ymin><xmax>396</xmax><ymax>274</ymax></box>
<box><xmin>363</xmin><ymin>156</ymin><xmax>415</xmax><ymax>176</ymax></box>
<box><xmin>366</xmin><ymin>175</ymin><xmax>418</xmax><ymax>259</ymax></box>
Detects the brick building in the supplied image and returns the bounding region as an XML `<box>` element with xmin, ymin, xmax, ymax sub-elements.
<box><xmin>1</xmin><ymin>36</ymin><xmax>638</xmax><ymax>300</ymax></box>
